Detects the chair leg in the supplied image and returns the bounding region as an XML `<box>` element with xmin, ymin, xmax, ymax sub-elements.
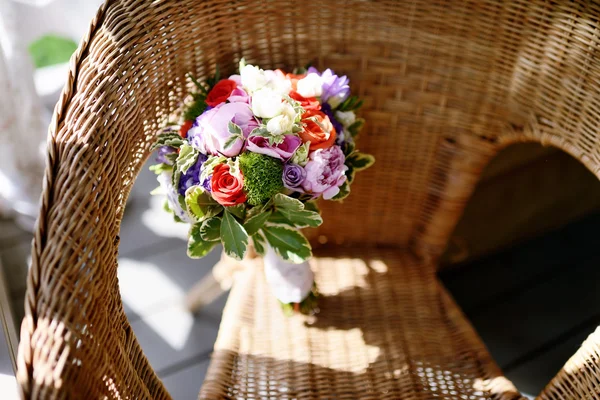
<box><xmin>185</xmin><ymin>271</ymin><xmax>226</xmax><ymax>314</ymax></box>
<box><xmin>185</xmin><ymin>252</ymin><xmax>250</xmax><ymax>313</ymax></box>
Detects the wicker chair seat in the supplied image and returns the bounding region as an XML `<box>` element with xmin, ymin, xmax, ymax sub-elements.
<box><xmin>199</xmin><ymin>248</ymin><xmax>523</xmax><ymax>399</ymax></box>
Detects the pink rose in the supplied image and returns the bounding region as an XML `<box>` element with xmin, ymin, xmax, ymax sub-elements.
<box><xmin>302</xmin><ymin>146</ymin><xmax>348</xmax><ymax>199</ymax></box>
<box><xmin>188</xmin><ymin>103</ymin><xmax>258</xmax><ymax>157</ymax></box>
<box><xmin>247</xmin><ymin>135</ymin><xmax>302</xmax><ymax>161</ymax></box>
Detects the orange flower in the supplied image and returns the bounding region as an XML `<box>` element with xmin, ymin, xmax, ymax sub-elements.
<box><xmin>285</xmin><ymin>72</ymin><xmax>306</xmax><ymax>91</ymax></box>
<box><xmin>289</xmin><ymin>90</ymin><xmax>320</xmax><ymax>111</ymax></box>
<box><xmin>299</xmin><ymin>110</ymin><xmax>336</xmax><ymax>151</ymax></box>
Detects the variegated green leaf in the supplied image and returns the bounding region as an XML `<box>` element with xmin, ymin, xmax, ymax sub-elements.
<box><xmin>220</xmin><ymin>210</ymin><xmax>248</xmax><ymax>260</ymax></box>
<box><xmin>262</xmin><ymin>224</ymin><xmax>312</xmax><ymax>263</ymax></box>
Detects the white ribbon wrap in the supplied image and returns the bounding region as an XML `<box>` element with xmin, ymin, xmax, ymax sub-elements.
<box><xmin>263</xmin><ymin>245</ymin><xmax>314</xmax><ymax>304</ymax></box>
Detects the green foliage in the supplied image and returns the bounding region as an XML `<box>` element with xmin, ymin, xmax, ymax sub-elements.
<box><xmin>182</xmin><ymin>68</ymin><xmax>220</xmax><ymax>121</ymax></box>
<box><xmin>149</xmin><ymin>163</ymin><xmax>173</xmax><ymax>175</ymax></box>
<box><xmin>347</xmin><ymin>118</ymin><xmax>365</xmax><ymax>139</ymax></box>
<box><xmin>185</xmin><ymin>186</ymin><xmax>221</xmax><ymax>221</ymax></box>
<box><xmin>262</xmin><ymin>224</ymin><xmax>312</xmax><ymax>263</ymax></box>
<box><xmin>238</xmin><ymin>152</ymin><xmax>284</xmax><ymax>206</ymax></box>
<box><xmin>199</xmin><ymin>217</ymin><xmax>221</xmax><ymax>241</ymax></box>
<box><xmin>332</xmin><ymin>181</ymin><xmax>350</xmax><ymax>201</ymax></box>
<box><xmin>336</xmin><ymin>96</ymin><xmax>363</xmax><ymax>112</ymax></box>
<box><xmin>344</xmin><ymin>151</ymin><xmax>375</xmax><ymax>184</ymax></box>
<box><xmin>304</xmin><ymin>200</ymin><xmax>320</xmax><ymax>214</ymax></box>
<box><xmin>176</xmin><ymin>144</ymin><xmax>199</xmax><ymax>174</ymax></box>
<box><xmin>183</xmin><ymin>93</ymin><xmax>208</xmax><ymax>121</ymax></box>
<box><xmin>187</xmin><ymin>225</ymin><xmax>218</xmax><ymax>258</ymax></box>
<box><xmin>151</xmin><ymin>133</ymin><xmax>184</xmax><ymax>150</ymax></box>
<box><xmin>252</xmin><ymin>231</ymin><xmax>267</xmax><ymax>256</ymax></box>
<box><xmin>243</xmin><ymin>210</ymin><xmax>272</xmax><ymax>236</ymax></box>
<box><xmin>272</xmin><ymin>194</ymin><xmax>322</xmax><ymax>228</ymax></box>
<box><xmin>220</xmin><ymin>210</ymin><xmax>249</xmax><ymax>260</ymax></box>
<box><xmin>29</xmin><ymin>34</ymin><xmax>77</xmax><ymax>68</ymax></box>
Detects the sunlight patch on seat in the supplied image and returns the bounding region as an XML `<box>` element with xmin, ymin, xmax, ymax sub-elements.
<box><xmin>0</xmin><ymin>373</ymin><xmax>18</xmax><ymax>400</ymax></box>
<box><xmin>118</xmin><ymin>258</ymin><xmax>192</xmax><ymax>350</ymax></box>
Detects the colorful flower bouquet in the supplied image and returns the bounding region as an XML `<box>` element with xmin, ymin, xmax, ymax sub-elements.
<box><xmin>151</xmin><ymin>60</ymin><xmax>374</xmax><ymax>313</ymax></box>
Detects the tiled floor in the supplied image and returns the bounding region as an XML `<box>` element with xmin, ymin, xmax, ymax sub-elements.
<box><xmin>0</xmin><ymin>161</ymin><xmax>598</xmax><ymax>399</ymax></box>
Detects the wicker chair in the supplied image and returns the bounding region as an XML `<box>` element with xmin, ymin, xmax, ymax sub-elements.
<box><xmin>16</xmin><ymin>0</ymin><xmax>600</xmax><ymax>399</ymax></box>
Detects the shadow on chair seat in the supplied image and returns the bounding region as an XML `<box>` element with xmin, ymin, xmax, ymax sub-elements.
<box><xmin>199</xmin><ymin>248</ymin><xmax>525</xmax><ymax>399</ymax></box>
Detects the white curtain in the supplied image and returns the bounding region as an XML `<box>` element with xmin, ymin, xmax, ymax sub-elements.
<box><xmin>0</xmin><ymin>0</ymin><xmax>103</xmax><ymax>229</ymax></box>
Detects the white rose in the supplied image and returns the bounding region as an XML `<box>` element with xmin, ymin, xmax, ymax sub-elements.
<box><xmin>241</xmin><ymin>64</ymin><xmax>267</xmax><ymax>93</ymax></box>
<box><xmin>335</xmin><ymin>110</ymin><xmax>356</xmax><ymax>128</ymax></box>
<box><xmin>296</xmin><ymin>73</ymin><xmax>323</xmax><ymax>98</ymax></box>
<box><xmin>264</xmin><ymin>69</ymin><xmax>292</xmax><ymax>95</ymax></box>
<box><xmin>266</xmin><ymin>103</ymin><xmax>296</xmax><ymax>135</ymax></box>
<box><xmin>252</xmin><ymin>88</ymin><xmax>284</xmax><ymax>118</ymax></box>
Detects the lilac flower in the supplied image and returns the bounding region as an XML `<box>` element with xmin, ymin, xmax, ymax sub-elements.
<box><xmin>308</xmin><ymin>67</ymin><xmax>350</xmax><ymax>108</ymax></box>
<box><xmin>321</xmin><ymin>103</ymin><xmax>344</xmax><ymax>136</ymax></box>
<box><xmin>202</xmin><ymin>175</ymin><xmax>212</xmax><ymax>192</ymax></box>
<box><xmin>157</xmin><ymin>171</ymin><xmax>192</xmax><ymax>222</ymax></box>
<box><xmin>156</xmin><ymin>146</ymin><xmax>176</xmax><ymax>165</ymax></box>
<box><xmin>247</xmin><ymin>135</ymin><xmax>302</xmax><ymax>161</ymax></box>
<box><xmin>302</xmin><ymin>145</ymin><xmax>348</xmax><ymax>200</ymax></box>
<box><xmin>282</xmin><ymin>163</ymin><xmax>306</xmax><ymax>190</ymax></box>
<box><xmin>178</xmin><ymin>153</ymin><xmax>208</xmax><ymax>196</ymax></box>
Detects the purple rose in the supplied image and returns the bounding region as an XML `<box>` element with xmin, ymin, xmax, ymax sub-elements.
<box><xmin>307</xmin><ymin>67</ymin><xmax>350</xmax><ymax>108</ymax></box>
<box><xmin>177</xmin><ymin>153</ymin><xmax>208</xmax><ymax>196</ymax></box>
<box><xmin>156</xmin><ymin>146</ymin><xmax>176</xmax><ymax>165</ymax></box>
<box><xmin>247</xmin><ymin>134</ymin><xmax>302</xmax><ymax>161</ymax></box>
<box><xmin>188</xmin><ymin>102</ymin><xmax>258</xmax><ymax>157</ymax></box>
<box><xmin>302</xmin><ymin>145</ymin><xmax>348</xmax><ymax>200</ymax></box>
<box><xmin>283</xmin><ymin>163</ymin><xmax>306</xmax><ymax>190</ymax></box>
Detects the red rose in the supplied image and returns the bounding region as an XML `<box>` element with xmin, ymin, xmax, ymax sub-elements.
<box><xmin>289</xmin><ymin>90</ymin><xmax>320</xmax><ymax>111</ymax></box>
<box><xmin>211</xmin><ymin>164</ymin><xmax>247</xmax><ymax>206</ymax></box>
<box><xmin>179</xmin><ymin>120</ymin><xmax>193</xmax><ymax>138</ymax></box>
<box><xmin>206</xmin><ymin>79</ymin><xmax>238</xmax><ymax>107</ymax></box>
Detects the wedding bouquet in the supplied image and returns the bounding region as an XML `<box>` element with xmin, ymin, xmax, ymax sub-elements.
<box><xmin>151</xmin><ymin>60</ymin><xmax>374</xmax><ymax>313</ymax></box>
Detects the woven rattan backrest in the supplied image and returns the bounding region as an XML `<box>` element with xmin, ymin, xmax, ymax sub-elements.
<box><xmin>17</xmin><ymin>0</ymin><xmax>600</xmax><ymax>398</ymax></box>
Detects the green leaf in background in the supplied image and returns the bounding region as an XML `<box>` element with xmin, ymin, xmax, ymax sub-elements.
<box><xmin>176</xmin><ymin>143</ymin><xmax>199</xmax><ymax>174</ymax></box>
<box><xmin>187</xmin><ymin>224</ymin><xmax>218</xmax><ymax>258</ymax></box>
<box><xmin>347</xmin><ymin>152</ymin><xmax>375</xmax><ymax>171</ymax></box>
<box><xmin>220</xmin><ymin>210</ymin><xmax>248</xmax><ymax>260</ymax></box>
<box><xmin>347</xmin><ymin>118</ymin><xmax>365</xmax><ymax>139</ymax></box>
<box><xmin>336</xmin><ymin>95</ymin><xmax>364</xmax><ymax>112</ymax></box>
<box><xmin>252</xmin><ymin>231</ymin><xmax>267</xmax><ymax>256</ymax></box>
<box><xmin>345</xmin><ymin>152</ymin><xmax>374</xmax><ymax>184</ymax></box>
<box><xmin>185</xmin><ymin>186</ymin><xmax>218</xmax><ymax>221</ymax></box>
<box><xmin>332</xmin><ymin>181</ymin><xmax>351</xmax><ymax>201</ymax></box>
<box><xmin>28</xmin><ymin>34</ymin><xmax>77</xmax><ymax>69</ymax></box>
<box><xmin>243</xmin><ymin>210</ymin><xmax>272</xmax><ymax>236</ymax></box>
<box><xmin>149</xmin><ymin>163</ymin><xmax>173</xmax><ymax>175</ymax></box>
<box><xmin>262</xmin><ymin>224</ymin><xmax>312</xmax><ymax>263</ymax></box>
<box><xmin>200</xmin><ymin>217</ymin><xmax>222</xmax><ymax>242</ymax></box>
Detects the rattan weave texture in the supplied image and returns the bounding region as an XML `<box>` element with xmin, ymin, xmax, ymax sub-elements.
<box><xmin>16</xmin><ymin>0</ymin><xmax>600</xmax><ymax>399</ymax></box>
